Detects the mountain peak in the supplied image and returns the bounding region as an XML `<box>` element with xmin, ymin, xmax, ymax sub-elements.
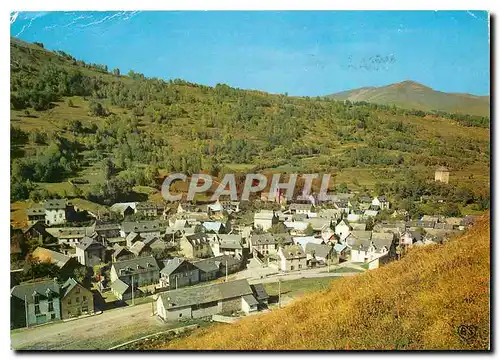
<box><xmin>391</xmin><ymin>80</ymin><xmax>431</xmax><ymax>90</ymax></box>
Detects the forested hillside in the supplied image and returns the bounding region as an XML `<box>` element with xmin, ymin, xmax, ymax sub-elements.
<box><xmin>10</xmin><ymin>37</ymin><xmax>490</xmax><ymax>225</ymax></box>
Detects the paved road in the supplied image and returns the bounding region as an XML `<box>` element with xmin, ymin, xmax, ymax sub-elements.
<box><xmin>11</xmin><ymin>302</ymin><xmax>166</xmax><ymax>350</ymax></box>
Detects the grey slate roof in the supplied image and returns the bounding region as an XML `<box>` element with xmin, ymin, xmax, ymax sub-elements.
<box><xmin>250</xmin><ymin>233</ymin><xmax>292</xmax><ymax>246</ymax></box>
<box><xmin>305</xmin><ymin>243</ymin><xmax>335</xmax><ymax>259</ymax></box>
<box><xmin>27</xmin><ymin>206</ymin><xmax>45</xmax><ymax>216</ymax></box>
<box><xmin>76</xmin><ymin>236</ymin><xmax>104</xmax><ymax>251</ymax></box>
<box><xmin>250</xmin><ymin>283</ymin><xmax>269</xmax><ymax>301</ymax></box>
<box><xmin>11</xmin><ymin>279</ymin><xmax>60</xmax><ymax>303</ymax></box>
<box><xmin>121</xmin><ymin>221</ymin><xmax>163</xmax><ymax>234</ymax></box>
<box><xmin>60</xmin><ymin>277</ymin><xmax>84</xmax><ymax>298</ymax></box>
<box><xmin>192</xmin><ymin>255</ymin><xmax>240</xmax><ymax>274</ymax></box>
<box><xmin>158</xmin><ymin>279</ymin><xmax>252</xmax><ymax>310</ymax></box>
<box><xmin>43</xmin><ymin>199</ymin><xmax>67</xmax><ymax>210</ymax></box>
<box><xmin>112</xmin><ymin>256</ymin><xmax>159</xmax><ymax>276</ymax></box>
<box><xmin>111</xmin><ymin>278</ymin><xmax>130</xmax><ymax>295</ymax></box>
<box><xmin>242</xmin><ymin>294</ymin><xmax>259</xmax><ymax>306</ymax></box>
<box><xmin>280</xmin><ymin>245</ymin><xmax>306</xmax><ymax>260</ymax></box>
<box><xmin>160</xmin><ymin>257</ymin><xmax>186</xmax><ymax>276</ymax></box>
<box><xmin>32</xmin><ymin>247</ymin><xmax>72</xmax><ymax>268</ymax></box>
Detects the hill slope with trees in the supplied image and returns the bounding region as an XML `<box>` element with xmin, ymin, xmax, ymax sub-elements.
<box><xmin>10</xmin><ymin>37</ymin><xmax>490</xmax><ymax>223</ymax></box>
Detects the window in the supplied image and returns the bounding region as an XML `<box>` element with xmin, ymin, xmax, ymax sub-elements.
<box><xmin>82</xmin><ymin>296</ymin><xmax>87</xmax><ymax>302</ymax></box>
<box><xmin>298</xmin><ymin>264</ymin><xmax>302</xmax><ymax>269</ymax></box>
<box><xmin>76</xmin><ymin>287</ymin><xmax>80</xmax><ymax>294</ymax></box>
<box><xmin>48</xmin><ymin>302</ymin><xmax>54</xmax><ymax>312</ymax></box>
<box><xmin>35</xmin><ymin>305</ymin><xmax>40</xmax><ymax>314</ymax></box>
<box><xmin>68</xmin><ymin>298</ymin><xmax>72</xmax><ymax>305</ymax></box>
<box><xmin>76</xmin><ymin>297</ymin><xmax>80</xmax><ymax>303</ymax></box>
<box><xmin>179</xmin><ymin>313</ymin><xmax>182</xmax><ymax>318</ymax></box>
<box><xmin>291</xmin><ymin>266</ymin><xmax>295</xmax><ymax>271</ymax></box>
<box><xmin>50</xmin><ymin>313</ymin><xmax>56</xmax><ymax>320</ymax></box>
<box><xmin>33</xmin><ymin>294</ymin><xmax>40</xmax><ymax>304</ymax></box>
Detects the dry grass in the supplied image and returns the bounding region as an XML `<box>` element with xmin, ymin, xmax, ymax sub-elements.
<box><xmin>163</xmin><ymin>213</ymin><xmax>490</xmax><ymax>350</ymax></box>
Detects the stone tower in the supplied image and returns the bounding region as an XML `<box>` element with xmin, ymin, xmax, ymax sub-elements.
<box><xmin>434</xmin><ymin>166</ymin><xmax>450</xmax><ymax>184</ymax></box>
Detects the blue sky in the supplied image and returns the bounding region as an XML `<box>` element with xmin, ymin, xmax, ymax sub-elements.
<box><xmin>10</xmin><ymin>11</ymin><xmax>490</xmax><ymax>96</ymax></box>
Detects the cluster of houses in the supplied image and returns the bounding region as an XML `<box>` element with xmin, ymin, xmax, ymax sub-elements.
<box><xmin>11</xmin><ymin>193</ymin><xmax>477</xmax><ymax>328</ymax></box>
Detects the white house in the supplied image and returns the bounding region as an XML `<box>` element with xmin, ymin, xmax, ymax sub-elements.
<box><xmin>43</xmin><ymin>199</ymin><xmax>68</xmax><ymax>226</ymax></box>
<box><xmin>253</xmin><ymin>210</ymin><xmax>278</xmax><ymax>231</ymax></box>
<box><xmin>372</xmin><ymin>196</ymin><xmax>390</xmax><ymax>210</ymax></box>
<box><xmin>334</xmin><ymin>219</ymin><xmax>351</xmax><ymax>242</ymax></box>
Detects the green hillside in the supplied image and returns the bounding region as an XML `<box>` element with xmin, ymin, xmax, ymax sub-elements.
<box><xmin>328</xmin><ymin>80</ymin><xmax>490</xmax><ymax>117</ymax></box>
<box><xmin>10</xmin><ymin>38</ymin><xmax>490</xmax><ymax>227</ymax></box>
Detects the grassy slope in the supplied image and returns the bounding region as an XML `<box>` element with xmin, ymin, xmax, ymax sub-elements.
<box><xmin>329</xmin><ymin>80</ymin><xmax>490</xmax><ymax>117</ymax></box>
<box><xmin>164</xmin><ymin>213</ymin><xmax>490</xmax><ymax>350</ymax></box>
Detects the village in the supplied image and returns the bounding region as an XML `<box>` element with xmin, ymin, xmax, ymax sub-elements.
<box><xmin>9</xmin><ymin>166</ymin><xmax>478</xmax><ymax>348</ymax></box>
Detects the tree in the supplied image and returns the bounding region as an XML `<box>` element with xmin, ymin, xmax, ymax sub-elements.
<box><xmin>269</xmin><ymin>223</ymin><xmax>287</xmax><ymax>234</ymax></box>
<box><xmin>304</xmin><ymin>223</ymin><xmax>314</xmax><ymax>236</ymax></box>
<box><xmin>88</xmin><ymin>99</ymin><xmax>108</xmax><ymax>117</ymax></box>
<box><xmin>67</xmin><ymin>98</ymin><xmax>74</xmax><ymax>107</ymax></box>
<box><xmin>100</xmin><ymin>158</ymin><xmax>115</xmax><ymax>181</ymax></box>
<box><xmin>113</xmin><ymin>68</ymin><xmax>120</xmax><ymax>76</ymax></box>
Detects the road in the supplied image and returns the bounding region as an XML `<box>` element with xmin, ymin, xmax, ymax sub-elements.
<box><xmin>233</xmin><ymin>258</ymin><xmax>365</xmax><ymax>284</ymax></box>
<box><xmin>11</xmin><ymin>302</ymin><xmax>168</xmax><ymax>350</ymax></box>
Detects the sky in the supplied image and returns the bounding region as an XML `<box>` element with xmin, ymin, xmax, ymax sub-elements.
<box><xmin>10</xmin><ymin>11</ymin><xmax>490</xmax><ymax>96</ymax></box>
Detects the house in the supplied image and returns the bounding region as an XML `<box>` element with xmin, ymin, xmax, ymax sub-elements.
<box><xmin>120</xmin><ymin>221</ymin><xmax>163</xmax><ymax>239</ymax></box>
<box><xmin>75</xmin><ymin>236</ymin><xmax>106</xmax><ymax>267</ymax></box>
<box><xmin>11</xmin><ymin>279</ymin><xmax>61</xmax><ymax>328</ymax></box>
<box><xmin>110</xmin><ymin>256</ymin><xmax>160</xmax><ymax>287</ymax></box>
<box><xmin>177</xmin><ymin>203</ymin><xmax>201</xmax><ymax>214</ymax></box>
<box><xmin>193</xmin><ymin>255</ymin><xmax>242</xmax><ymax>282</ymax></box>
<box><xmin>160</xmin><ymin>258</ymin><xmax>200</xmax><ymax>289</ymax></box>
<box><xmin>303</xmin><ymin>218</ymin><xmax>332</xmax><ymax>233</ymax></box>
<box><xmin>283</xmin><ymin>220</ymin><xmax>309</xmax><ymax>234</ymax></box>
<box><xmin>364</xmin><ymin>209</ymin><xmax>378</xmax><ymax>218</ymax></box>
<box><xmin>278</xmin><ymin>245</ymin><xmax>307</xmax><ymax>272</ymax></box>
<box><xmin>334</xmin><ymin>219</ymin><xmax>352</xmax><ymax>241</ymax></box>
<box><xmin>110</xmin><ymin>202</ymin><xmax>136</xmax><ymax>217</ymax></box>
<box><xmin>321</xmin><ymin>226</ymin><xmax>337</xmax><ymax>242</ymax></box>
<box><xmin>26</xmin><ymin>206</ymin><xmax>46</xmax><ymax>226</ymax></box>
<box><xmin>293</xmin><ymin>236</ymin><xmax>324</xmax><ymax>250</ymax></box>
<box><xmin>60</xmin><ymin>278</ymin><xmax>94</xmax><ymax>319</ymax></box>
<box><xmin>112</xmin><ymin>245</ymin><xmax>134</xmax><ymax>262</ymax></box>
<box><xmin>345</xmin><ymin>231</ymin><xmax>372</xmax><ymax>262</ymax></box>
<box><xmin>349</xmin><ymin>231</ymin><xmax>394</xmax><ymax>263</ymax></box>
<box><xmin>94</xmin><ymin>222</ymin><xmax>121</xmax><ymax>240</ymax></box>
<box><xmin>250</xmin><ymin>283</ymin><xmax>269</xmax><ymax>309</ymax></box>
<box><xmin>421</xmin><ymin>215</ymin><xmax>441</xmax><ymax>224</ymax></box>
<box><xmin>304</xmin><ymin>243</ymin><xmax>338</xmax><ymax>265</ymax></box>
<box><xmin>400</xmin><ymin>230</ymin><xmax>423</xmax><ymax>247</ymax></box>
<box><xmin>180</xmin><ymin>233</ymin><xmax>213</xmax><ymax>259</ymax></box>
<box><xmin>143</xmin><ymin>237</ymin><xmax>167</xmax><ymax>252</ymax></box>
<box><xmin>253</xmin><ymin>210</ymin><xmax>278</xmax><ymax>231</ymax></box>
<box><xmin>24</xmin><ymin>222</ymin><xmax>55</xmax><ymax>244</ymax></box>
<box><xmin>32</xmin><ymin>247</ymin><xmax>77</xmax><ymax>273</ymax></box>
<box><xmin>46</xmin><ymin>226</ymin><xmax>95</xmax><ymax>247</ymax></box>
<box><xmin>333</xmin><ymin>200</ymin><xmax>350</xmax><ymax>213</ymax></box>
<box><xmin>129</xmin><ymin>240</ymin><xmax>153</xmax><ymax>257</ymax></box>
<box><xmin>351</xmin><ymin>222</ymin><xmax>367</xmax><ymax>231</ymax></box>
<box><xmin>435</xmin><ymin>166</ymin><xmax>450</xmax><ymax>184</ymax></box>
<box><xmin>110</xmin><ymin>278</ymin><xmax>132</xmax><ymax>301</ymax></box>
<box><xmin>126</xmin><ymin>232</ymin><xmax>141</xmax><ymax>248</ymax></box>
<box><xmin>156</xmin><ymin>279</ymin><xmax>258</xmax><ymax>321</ymax></box>
<box><xmin>212</xmin><ymin>234</ymin><xmax>244</xmax><ymax>258</ymax></box>
<box><xmin>334</xmin><ymin>243</ymin><xmax>349</xmax><ymax>261</ymax></box>
<box><xmin>249</xmin><ymin>233</ymin><xmax>293</xmax><ymax>256</ymax></box>
<box><xmin>288</xmin><ymin>203</ymin><xmax>314</xmax><ymax>215</ymax></box>
<box><xmin>135</xmin><ymin>202</ymin><xmax>164</xmax><ymax>218</ymax></box>
<box><xmin>317</xmin><ymin>208</ymin><xmax>342</xmax><ymax>221</ymax></box>
<box><xmin>202</xmin><ymin>221</ymin><xmax>225</xmax><ymax>234</ymax></box>
<box><xmin>372</xmin><ymin>196</ymin><xmax>390</xmax><ymax>210</ymax></box>
<box><xmin>43</xmin><ymin>199</ymin><xmax>69</xmax><ymax>225</ymax></box>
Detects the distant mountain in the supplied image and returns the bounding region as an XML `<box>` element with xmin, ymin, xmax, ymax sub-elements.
<box><xmin>327</xmin><ymin>80</ymin><xmax>490</xmax><ymax>117</ymax></box>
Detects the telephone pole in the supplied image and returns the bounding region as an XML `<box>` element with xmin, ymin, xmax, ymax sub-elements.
<box><xmin>225</xmin><ymin>259</ymin><xmax>228</xmax><ymax>282</ymax></box>
<box><xmin>131</xmin><ymin>275</ymin><xmax>135</xmax><ymax>306</ymax></box>
<box><xmin>278</xmin><ymin>278</ymin><xmax>282</xmax><ymax>309</ymax></box>
<box><xmin>24</xmin><ymin>295</ymin><xmax>29</xmax><ymax>328</ymax></box>
<box><xmin>175</xmin><ymin>276</ymin><xmax>178</xmax><ymax>290</ymax></box>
